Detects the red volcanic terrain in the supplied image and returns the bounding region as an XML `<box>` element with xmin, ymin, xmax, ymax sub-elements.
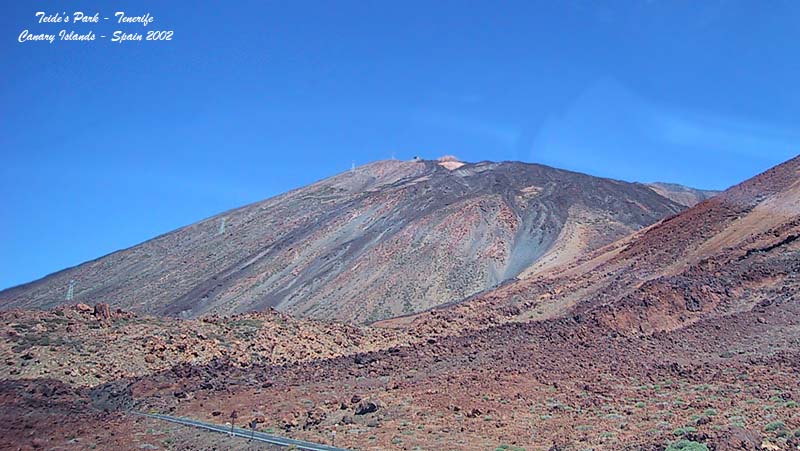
<box><xmin>383</xmin><ymin>154</ymin><xmax>800</xmax><ymax>337</ymax></box>
<box><xmin>1</xmin><ymin>156</ymin><xmax>798</xmax><ymax>451</ymax></box>
<box><xmin>0</xmin><ymin>158</ymin><xmax>699</xmax><ymax>324</ymax></box>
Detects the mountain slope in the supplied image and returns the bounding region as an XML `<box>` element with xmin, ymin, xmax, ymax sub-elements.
<box><xmin>382</xmin><ymin>154</ymin><xmax>799</xmax><ymax>336</ymax></box>
<box><xmin>0</xmin><ymin>158</ymin><xmax>691</xmax><ymax>323</ymax></box>
<box><xmin>646</xmin><ymin>182</ymin><xmax>719</xmax><ymax>207</ymax></box>
<box><xmin>586</xmin><ymin>154</ymin><xmax>800</xmax><ymax>332</ymax></box>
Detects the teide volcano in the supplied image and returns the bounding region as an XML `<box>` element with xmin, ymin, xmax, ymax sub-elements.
<box><xmin>0</xmin><ymin>158</ymin><xmax>706</xmax><ymax>323</ymax></box>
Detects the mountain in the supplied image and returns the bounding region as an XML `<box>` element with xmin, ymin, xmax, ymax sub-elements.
<box><xmin>2</xmin><ymin>156</ymin><xmax>798</xmax><ymax>451</ymax></box>
<box><xmin>383</xmin><ymin>154</ymin><xmax>800</xmax><ymax>337</ymax></box>
<box><xmin>0</xmin><ymin>158</ymin><xmax>694</xmax><ymax>323</ymax></box>
<box><xmin>645</xmin><ymin>182</ymin><xmax>719</xmax><ymax>207</ymax></box>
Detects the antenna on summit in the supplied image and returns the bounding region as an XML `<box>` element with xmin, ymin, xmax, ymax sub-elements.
<box><xmin>351</xmin><ymin>160</ymin><xmax>355</xmax><ymax>173</ymax></box>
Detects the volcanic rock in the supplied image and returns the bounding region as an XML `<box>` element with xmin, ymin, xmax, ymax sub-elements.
<box><xmin>354</xmin><ymin>400</ymin><xmax>379</xmax><ymax>415</ymax></box>
<box><xmin>714</xmin><ymin>427</ymin><xmax>761</xmax><ymax>451</ymax></box>
<box><xmin>93</xmin><ymin>303</ymin><xmax>111</xmax><ymax>320</ymax></box>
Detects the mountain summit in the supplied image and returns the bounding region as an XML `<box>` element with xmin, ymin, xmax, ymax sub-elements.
<box><xmin>1</xmin><ymin>158</ymin><xmax>702</xmax><ymax>323</ymax></box>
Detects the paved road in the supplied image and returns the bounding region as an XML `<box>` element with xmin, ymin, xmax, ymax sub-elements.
<box><xmin>136</xmin><ymin>412</ymin><xmax>353</xmax><ymax>451</ymax></box>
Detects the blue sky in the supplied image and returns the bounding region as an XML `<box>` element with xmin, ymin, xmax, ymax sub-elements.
<box><xmin>1</xmin><ymin>0</ymin><xmax>798</xmax><ymax>289</ymax></box>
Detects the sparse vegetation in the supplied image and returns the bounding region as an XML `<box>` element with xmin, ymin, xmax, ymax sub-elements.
<box><xmin>764</xmin><ymin>420</ymin><xmax>785</xmax><ymax>432</ymax></box>
<box><xmin>665</xmin><ymin>440</ymin><xmax>709</xmax><ymax>451</ymax></box>
<box><xmin>10</xmin><ymin>332</ymin><xmax>70</xmax><ymax>353</ymax></box>
<box><xmin>494</xmin><ymin>445</ymin><xmax>525</xmax><ymax>451</ymax></box>
<box><xmin>727</xmin><ymin>415</ymin><xmax>746</xmax><ymax>428</ymax></box>
<box><xmin>672</xmin><ymin>426</ymin><xmax>698</xmax><ymax>437</ymax></box>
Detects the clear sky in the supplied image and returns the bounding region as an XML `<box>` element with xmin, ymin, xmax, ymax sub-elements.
<box><xmin>1</xmin><ymin>0</ymin><xmax>799</xmax><ymax>289</ymax></box>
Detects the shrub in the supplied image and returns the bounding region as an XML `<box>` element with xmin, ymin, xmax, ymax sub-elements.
<box><xmin>764</xmin><ymin>421</ymin><xmax>785</xmax><ymax>432</ymax></box>
<box><xmin>673</xmin><ymin>426</ymin><xmax>698</xmax><ymax>437</ymax></box>
<box><xmin>666</xmin><ymin>440</ymin><xmax>709</xmax><ymax>451</ymax></box>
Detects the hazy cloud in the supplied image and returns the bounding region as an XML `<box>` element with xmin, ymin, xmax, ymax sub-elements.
<box><xmin>531</xmin><ymin>79</ymin><xmax>798</xmax><ymax>188</ymax></box>
<box><xmin>651</xmin><ymin>109</ymin><xmax>800</xmax><ymax>160</ymax></box>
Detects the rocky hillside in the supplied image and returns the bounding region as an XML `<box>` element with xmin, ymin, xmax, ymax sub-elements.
<box><xmin>0</xmin><ymin>303</ymin><xmax>414</xmax><ymax>388</ymax></box>
<box><xmin>584</xmin><ymin>154</ymin><xmax>800</xmax><ymax>333</ymax></box>
<box><xmin>0</xmin><ymin>158</ymin><xmax>692</xmax><ymax>323</ymax></box>
<box><xmin>382</xmin><ymin>154</ymin><xmax>800</xmax><ymax>338</ymax></box>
